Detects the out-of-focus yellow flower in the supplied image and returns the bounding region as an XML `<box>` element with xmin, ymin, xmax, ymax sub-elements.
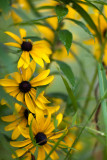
<box><xmin>64</xmin><ymin>132</ymin><xmax>83</xmax><ymax>152</ymax></box>
<box><xmin>17</xmin><ymin>0</ymin><xmax>30</xmax><ymax>11</ymax></box>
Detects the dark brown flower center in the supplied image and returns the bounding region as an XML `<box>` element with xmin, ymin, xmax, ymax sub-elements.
<box><xmin>24</xmin><ymin>109</ymin><xmax>29</xmax><ymax>120</ymax></box>
<box><xmin>35</xmin><ymin>132</ymin><xmax>47</xmax><ymax>145</ymax></box>
<box><xmin>19</xmin><ymin>81</ymin><xmax>31</xmax><ymax>93</ymax></box>
<box><xmin>103</xmin><ymin>28</ymin><xmax>107</xmax><ymax>38</ymax></box>
<box><xmin>21</xmin><ymin>41</ymin><xmax>32</xmax><ymax>51</ymax></box>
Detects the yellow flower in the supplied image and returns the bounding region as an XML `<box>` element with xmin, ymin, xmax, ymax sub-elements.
<box><xmin>17</xmin><ymin>0</ymin><xmax>30</xmax><ymax>11</ymax></box>
<box><xmin>64</xmin><ymin>132</ymin><xmax>83</xmax><ymax>152</ymax></box>
<box><xmin>5</xmin><ymin>28</ymin><xmax>52</xmax><ymax>68</ymax></box>
<box><xmin>1</xmin><ymin>98</ymin><xmax>60</xmax><ymax>140</ymax></box>
<box><xmin>0</xmin><ymin>61</ymin><xmax>54</xmax><ymax>112</ymax></box>
<box><xmin>10</xmin><ymin>111</ymin><xmax>67</xmax><ymax>160</ymax></box>
<box><xmin>1</xmin><ymin>103</ymin><xmax>28</xmax><ymax>140</ymax></box>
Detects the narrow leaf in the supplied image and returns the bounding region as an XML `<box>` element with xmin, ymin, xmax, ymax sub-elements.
<box><xmin>55</xmin><ymin>60</ymin><xmax>75</xmax><ymax>87</ymax></box>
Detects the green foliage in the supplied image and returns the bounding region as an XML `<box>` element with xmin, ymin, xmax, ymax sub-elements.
<box><xmin>55</xmin><ymin>5</ymin><xmax>68</xmax><ymax>22</ymax></box>
<box><xmin>98</xmin><ymin>63</ymin><xmax>107</xmax><ymax>157</ymax></box>
<box><xmin>55</xmin><ymin>60</ymin><xmax>75</xmax><ymax>87</ymax></box>
<box><xmin>58</xmin><ymin>30</ymin><xmax>73</xmax><ymax>54</ymax></box>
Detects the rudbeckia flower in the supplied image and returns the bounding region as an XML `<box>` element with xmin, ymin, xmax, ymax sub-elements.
<box><xmin>1</xmin><ymin>103</ymin><xmax>28</xmax><ymax>140</ymax></box>
<box><xmin>1</xmin><ymin>99</ymin><xmax>60</xmax><ymax>140</ymax></box>
<box><xmin>10</xmin><ymin>111</ymin><xmax>67</xmax><ymax>160</ymax></box>
<box><xmin>4</xmin><ymin>28</ymin><xmax>52</xmax><ymax>68</ymax></box>
<box><xmin>0</xmin><ymin>61</ymin><xmax>54</xmax><ymax>110</ymax></box>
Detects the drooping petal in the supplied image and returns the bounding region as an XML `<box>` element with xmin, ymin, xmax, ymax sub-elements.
<box><xmin>4</xmin><ymin>42</ymin><xmax>21</xmax><ymax>48</ymax></box>
<box><xmin>43</xmin><ymin>144</ymin><xmax>59</xmax><ymax>160</ymax></box>
<box><xmin>12</xmin><ymin>149</ymin><xmax>26</xmax><ymax>158</ymax></box>
<box><xmin>19</xmin><ymin>28</ymin><xmax>26</xmax><ymax>39</ymax></box>
<box><xmin>10</xmin><ymin>139</ymin><xmax>32</xmax><ymax>147</ymax></box>
<box><xmin>37</xmin><ymin>147</ymin><xmax>45</xmax><ymax>160</ymax></box>
<box><xmin>45</xmin><ymin>105</ymin><xmax>60</xmax><ymax>115</ymax></box>
<box><xmin>25</xmin><ymin>93</ymin><xmax>35</xmax><ymax>113</ymax></box>
<box><xmin>16</xmin><ymin>92</ymin><xmax>24</xmax><ymax>102</ymax></box>
<box><xmin>11</xmin><ymin>126</ymin><xmax>21</xmax><ymax>140</ymax></box>
<box><xmin>1</xmin><ymin>115</ymin><xmax>16</xmax><ymax>122</ymax></box>
<box><xmin>10</xmin><ymin>72</ymin><xmax>22</xmax><ymax>83</ymax></box>
<box><xmin>18</xmin><ymin>126</ymin><xmax>30</xmax><ymax>138</ymax></box>
<box><xmin>5</xmin><ymin>31</ymin><xmax>22</xmax><ymax>44</ymax></box>
<box><xmin>30</xmin><ymin>52</ymin><xmax>44</xmax><ymax>68</ymax></box>
<box><xmin>9</xmin><ymin>88</ymin><xmax>20</xmax><ymax>97</ymax></box>
<box><xmin>42</xmin><ymin>54</ymin><xmax>50</xmax><ymax>63</ymax></box>
<box><xmin>4</xmin><ymin>120</ymin><xmax>19</xmax><ymax>131</ymax></box>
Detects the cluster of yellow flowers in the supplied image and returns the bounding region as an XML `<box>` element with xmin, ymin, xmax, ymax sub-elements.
<box><xmin>0</xmin><ymin>28</ymin><xmax>67</xmax><ymax>160</ymax></box>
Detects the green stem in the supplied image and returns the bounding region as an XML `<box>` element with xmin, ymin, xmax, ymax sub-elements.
<box><xmin>82</xmin><ymin>67</ymin><xmax>98</xmax><ymax>119</ymax></box>
<box><xmin>64</xmin><ymin>99</ymin><xmax>101</xmax><ymax>160</ymax></box>
<box><xmin>70</xmin><ymin>49</ymin><xmax>90</xmax><ymax>86</ymax></box>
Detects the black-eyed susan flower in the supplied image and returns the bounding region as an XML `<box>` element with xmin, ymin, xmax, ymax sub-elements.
<box><xmin>0</xmin><ymin>61</ymin><xmax>54</xmax><ymax>112</ymax></box>
<box><xmin>5</xmin><ymin>28</ymin><xmax>52</xmax><ymax>68</ymax></box>
<box><xmin>1</xmin><ymin>103</ymin><xmax>28</xmax><ymax>140</ymax></box>
<box><xmin>10</xmin><ymin>111</ymin><xmax>67</xmax><ymax>160</ymax></box>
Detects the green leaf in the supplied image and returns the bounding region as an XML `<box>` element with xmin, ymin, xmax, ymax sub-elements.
<box><xmin>58</xmin><ymin>30</ymin><xmax>73</xmax><ymax>54</ymax></box>
<box><xmin>55</xmin><ymin>5</ymin><xmax>68</xmax><ymax>22</ymax></box>
<box><xmin>61</xmin><ymin>75</ymin><xmax>78</xmax><ymax>112</ymax></box>
<box><xmin>66</xmin><ymin>18</ymin><xmax>94</xmax><ymax>38</ymax></box>
<box><xmin>55</xmin><ymin>60</ymin><xmax>75</xmax><ymax>87</ymax></box>
<box><xmin>72</xmin><ymin>2</ymin><xmax>101</xmax><ymax>41</ymax></box>
<box><xmin>0</xmin><ymin>0</ymin><xmax>10</xmax><ymax>13</ymax></box>
<box><xmin>46</xmin><ymin>92</ymin><xmax>68</xmax><ymax>101</ymax></box>
<box><xmin>36</xmin><ymin>85</ymin><xmax>48</xmax><ymax>99</ymax></box>
<box><xmin>24</xmin><ymin>36</ymin><xmax>42</xmax><ymax>41</ymax></box>
<box><xmin>98</xmin><ymin>63</ymin><xmax>107</xmax><ymax>156</ymax></box>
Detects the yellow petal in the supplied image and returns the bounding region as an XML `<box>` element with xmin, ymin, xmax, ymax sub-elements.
<box><xmin>12</xmin><ymin>149</ymin><xmax>26</xmax><ymax>158</ymax></box>
<box><xmin>30</xmin><ymin>52</ymin><xmax>44</xmax><ymax>68</ymax></box>
<box><xmin>56</xmin><ymin>113</ymin><xmax>63</xmax><ymax>126</ymax></box>
<box><xmin>46</xmin><ymin>105</ymin><xmax>60</xmax><ymax>114</ymax></box>
<box><xmin>24</xmin><ymin>153</ymin><xmax>31</xmax><ymax>160</ymax></box>
<box><xmin>37</xmin><ymin>147</ymin><xmax>45</xmax><ymax>160</ymax></box>
<box><xmin>31</xmin><ymin>76</ymin><xmax>54</xmax><ymax>87</ymax></box>
<box><xmin>4</xmin><ymin>42</ymin><xmax>21</xmax><ymax>48</ymax></box>
<box><xmin>18</xmin><ymin>51</ymin><xmax>30</xmax><ymax>69</ymax></box>
<box><xmin>10</xmin><ymin>139</ymin><xmax>31</xmax><ymax>147</ymax></box>
<box><xmin>10</xmin><ymin>72</ymin><xmax>22</xmax><ymax>83</ymax></box>
<box><xmin>1</xmin><ymin>115</ymin><xmax>16</xmax><ymax>122</ymax></box>
<box><xmin>4</xmin><ymin>120</ymin><xmax>19</xmax><ymax>131</ymax></box>
<box><xmin>19</xmin><ymin>28</ymin><xmax>26</xmax><ymax>39</ymax></box>
<box><xmin>16</xmin><ymin>92</ymin><xmax>24</xmax><ymax>102</ymax></box>
<box><xmin>42</xmin><ymin>54</ymin><xmax>50</xmax><ymax>63</ymax></box>
<box><xmin>4</xmin><ymin>86</ymin><xmax>18</xmax><ymax>93</ymax></box>
<box><xmin>12</xmin><ymin>126</ymin><xmax>20</xmax><ymax>140</ymax></box>
<box><xmin>30</xmin><ymin>69</ymin><xmax>50</xmax><ymax>84</ymax></box>
<box><xmin>10</xmin><ymin>88</ymin><xmax>20</xmax><ymax>97</ymax></box>
<box><xmin>43</xmin><ymin>144</ymin><xmax>59</xmax><ymax>160</ymax></box>
<box><xmin>25</xmin><ymin>93</ymin><xmax>35</xmax><ymax>113</ymax></box>
<box><xmin>5</xmin><ymin>31</ymin><xmax>22</xmax><ymax>44</ymax></box>
<box><xmin>0</xmin><ymin>79</ymin><xmax>18</xmax><ymax>86</ymax></box>
<box><xmin>18</xmin><ymin>126</ymin><xmax>30</xmax><ymax>138</ymax></box>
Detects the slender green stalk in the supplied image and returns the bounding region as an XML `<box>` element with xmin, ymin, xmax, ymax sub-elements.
<box><xmin>70</xmin><ymin>49</ymin><xmax>90</xmax><ymax>86</ymax></box>
<box><xmin>82</xmin><ymin>67</ymin><xmax>98</xmax><ymax>119</ymax></box>
<box><xmin>64</xmin><ymin>99</ymin><xmax>101</xmax><ymax>160</ymax></box>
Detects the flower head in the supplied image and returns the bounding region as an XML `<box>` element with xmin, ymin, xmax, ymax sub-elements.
<box><xmin>10</xmin><ymin>111</ymin><xmax>67</xmax><ymax>160</ymax></box>
<box><xmin>0</xmin><ymin>61</ymin><xmax>54</xmax><ymax>112</ymax></box>
<box><xmin>5</xmin><ymin>28</ymin><xmax>52</xmax><ymax>68</ymax></box>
